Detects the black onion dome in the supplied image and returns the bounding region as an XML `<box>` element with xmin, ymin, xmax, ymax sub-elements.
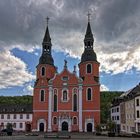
<box><xmin>39</xmin><ymin>53</ymin><xmax>54</xmax><ymax>65</ymax></box>
<box><xmin>81</xmin><ymin>49</ymin><xmax>97</xmax><ymax>62</ymax></box>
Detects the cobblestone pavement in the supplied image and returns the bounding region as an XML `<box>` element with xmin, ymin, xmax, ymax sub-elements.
<box><xmin>0</xmin><ymin>133</ymin><xmax>140</xmax><ymax>140</ymax></box>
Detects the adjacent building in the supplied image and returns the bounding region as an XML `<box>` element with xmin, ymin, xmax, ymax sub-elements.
<box><xmin>111</xmin><ymin>83</ymin><xmax>140</xmax><ymax>134</ymax></box>
<box><xmin>135</xmin><ymin>92</ymin><xmax>140</xmax><ymax>133</ymax></box>
<box><xmin>111</xmin><ymin>97</ymin><xmax>122</xmax><ymax>133</ymax></box>
<box><xmin>0</xmin><ymin>104</ymin><xmax>32</xmax><ymax>131</ymax></box>
<box><xmin>32</xmin><ymin>16</ymin><xmax>100</xmax><ymax>132</ymax></box>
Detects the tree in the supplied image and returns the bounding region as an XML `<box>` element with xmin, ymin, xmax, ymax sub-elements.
<box><xmin>100</xmin><ymin>91</ymin><xmax>122</xmax><ymax>123</ymax></box>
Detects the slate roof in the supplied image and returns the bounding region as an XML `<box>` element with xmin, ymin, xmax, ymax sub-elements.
<box><xmin>0</xmin><ymin>104</ymin><xmax>32</xmax><ymax>114</ymax></box>
<box><xmin>111</xmin><ymin>83</ymin><xmax>140</xmax><ymax>107</ymax></box>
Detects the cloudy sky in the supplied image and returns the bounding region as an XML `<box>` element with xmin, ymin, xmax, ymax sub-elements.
<box><xmin>0</xmin><ymin>0</ymin><xmax>140</xmax><ymax>96</ymax></box>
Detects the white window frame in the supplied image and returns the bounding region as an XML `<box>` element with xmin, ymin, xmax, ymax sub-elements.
<box><xmin>53</xmin><ymin>88</ymin><xmax>58</xmax><ymax>112</ymax></box>
<box><xmin>61</xmin><ymin>88</ymin><xmax>69</xmax><ymax>102</ymax></box>
<box><xmin>86</xmin><ymin>63</ymin><xmax>92</xmax><ymax>74</ymax></box>
<box><xmin>72</xmin><ymin>88</ymin><xmax>78</xmax><ymax>111</ymax></box>
<box><xmin>40</xmin><ymin>89</ymin><xmax>45</xmax><ymax>102</ymax></box>
<box><xmin>40</xmin><ymin>66</ymin><xmax>46</xmax><ymax>76</ymax></box>
<box><xmin>86</xmin><ymin>87</ymin><xmax>92</xmax><ymax>101</ymax></box>
<box><xmin>52</xmin><ymin>116</ymin><xmax>57</xmax><ymax>125</ymax></box>
<box><xmin>73</xmin><ymin>116</ymin><xmax>78</xmax><ymax>125</ymax></box>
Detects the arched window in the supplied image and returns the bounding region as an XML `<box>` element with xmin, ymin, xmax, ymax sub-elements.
<box><xmin>40</xmin><ymin>90</ymin><xmax>45</xmax><ymax>102</ymax></box>
<box><xmin>73</xmin><ymin>94</ymin><xmax>77</xmax><ymax>111</ymax></box>
<box><xmin>53</xmin><ymin>117</ymin><xmax>57</xmax><ymax>125</ymax></box>
<box><xmin>73</xmin><ymin>117</ymin><xmax>77</xmax><ymax>125</ymax></box>
<box><xmin>54</xmin><ymin>89</ymin><xmax>57</xmax><ymax>94</ymax></box>
<box><xmin>87</xmin><ymin>64</ymin><xmax>92</xmax><ymax>73</ymax></box>
<box><xmin>54</xmin><ymin>94</ymin><xmax>57</xmax><ymax>112</ymax></box>
<box><xmin>63</xmin><ymin>90</ymin><xmax>67</xmax><ymax>101</ymax></box>
<box><xmin>87</xmin><ymin>88</ymin><xmax>92</xmax><ymax>101</ymax></box>
<box><xmin>41</xmin><ymin>67</ymin><xmax>45</xmax><ymax>76</ymax></box>
<box><xmin>73</xmin><ymin>88</ymin><xmax>77</xmax><ymax>94</ymax></box>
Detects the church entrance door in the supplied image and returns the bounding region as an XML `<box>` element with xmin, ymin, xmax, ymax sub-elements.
<box><xmin>39</xmin><ymin>123</ymin><xmax>44</xmax><ymax>132</ymax></box>
<box><xmin>62</xmin><ymin>121</ymin><xmax>68</xmax><ymax>131</ymax></box>
<box><xmin>87</xmin><ymin>123</ymin><xmax>92</xmax><ymax>132</ymax></box>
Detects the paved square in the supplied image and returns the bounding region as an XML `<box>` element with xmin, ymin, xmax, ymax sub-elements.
<box><xmin>0</xmin><ymin>133</ymin><xmax>140</xmax><ymax>140</ymax></box>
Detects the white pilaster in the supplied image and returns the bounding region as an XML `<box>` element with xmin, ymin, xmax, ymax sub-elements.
<box><xmin>48</xmin><ymin>86</ymin><xmax>52</xmax><ymax>132</ymax></box>
<box><xmin>58</xmin><ymin>116</ymin><xmax>61</xmax><ymax>131</ymax></box>
<box><xmin>79</xmin><ymin>85</ymin><xmax>83</xmax><ymax>132</ymax></box>
<box><xmin>68</xmin><ymin>117</ymin><xmax>72</xmax><ymax>132</ymax></box>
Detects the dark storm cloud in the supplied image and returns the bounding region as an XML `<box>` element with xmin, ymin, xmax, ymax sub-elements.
<box><xmin>0</xmin><ymin>0</ymin><xmax>102</xmax><ymax>46</ymax></box>
<box><xmin>0</xmin><ymin>0</ymin><xmax>140</xmax><ymax>59</ymax></box>
<box><xmin>96</xmin><ymin>0</ymin><xmax>140</xmax><ymax>37</ymax></box>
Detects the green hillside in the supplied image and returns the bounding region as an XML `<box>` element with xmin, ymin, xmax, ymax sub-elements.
<box><xmin>101</xmin><ymin>91</ymin><xmax>122</xmax><ymax>123</ymax></box>
<box><xmin>0</xmin><ymin>91</ymin><xmax>122</xmax><ymax>124</ymax></box>
<box><xmin>0</xmin><ymin>95</ymin><xmax>32</xmax><ymax>105</ymax></box>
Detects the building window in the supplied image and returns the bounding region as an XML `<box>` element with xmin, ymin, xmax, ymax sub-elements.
<box><xmin>20</xmin><ymin>123</ymin><xmax>23</xmax><ymax>128</ymax></box>
<box><xmin>26</xmin><ymin>114</ymin><xmax>30</xmax><ymax>119</ymax></box>
<box><xmin>1</xmin><ymin>122</ymin><xmax>4</xmax><ymax>126</ymax></box>
<box><xmin>117</xmin><ymin>116</ymin><xmax>119</xmax><ymax>120</ymax></box>
<box><xmin>13</xmin><ymin>123</ymin><xmax>16</xmax><ymax>128</ymax></box>
<box><xmin>41</xmin><ymin>67</ymin><xmax>45</xmax><ymax>76</ymax></box>
<box><xmin>112</xmin><ymin>109</ymin><xmax>114</xmax><ymax>113</ymax></box>
<box><xmin>7</xmin><ymin>114</ymin><xmax>10</xmax><ymax>119</ymax></box>
<box><xmin>54</xmin><ymin>94</ymin><xmax>57</xmax><ymax>112</ymax></box>
<box><xmin>20</xmin><ymin>114</ymin><xmax>23</xmax><ymax>119</ymax></box>
<box><xmin>117</xmin><ymin>108</ymin><xmax>119</xmax><ymax>112</ymax></box>
<box><xmin>137</xmin><ymin>110</ymin><xmax>140</xmax><ymax>118</ymax></box>
<box><xmin>1</xmin><ymin>114</ymin><xmax>4</xmax><ymax>119</ymax></box>
<box><xmin>87</xmin><ymin>88</ymin><xmax>92</xmax><ymax>101</ymax></box>
<box><xmin>53</xmin><ymin>117</ymin><xmax>57</xmax><ymax>125</ymax></box>
<box><xmin>73</xmin><ymin>94</ymin><xmax>77</xmax><ymax>111</ymax></box>
<box><xmin>63</xmin><ymin>90</ymin><xmax>68</xmax><ymax>101</ymax></box>
<box><xmin>73</xmin><ymin>88</ymin><xmax>78</xmax><ymax>94</ymax></box>
<box><xmin>40</xmin><ymin>90</ymin><xmax>45</xmax><ymax>102</ymax></box>
<box><xmin>54</xmin><ymin>89</ymin><xmax>57</xmax><ymax>94</ymax></box>
<box><xmin>87</xmin><ymin>64</ymin><xmax>92</xmax><ymax>73</ymax></box>
<box><xmin>112</xmin><ymin>116</ymin><xmax>114</xmax><ymax>120</ymax></box>
<box><xmin>62</xmin><ymin>76</ymin><xmax>68</xmax><ymax>81</ymax></box>
<box><xmin>136</xmin><ymin>99</ymin><xmax>139</xmax><ymax>106</ymax></box>
<box><xmin>73</xmin><ymin>117</ymin><xmax>77</xmax><ymax>125</ymax></box>
<box><xmin>13</xmin><ymin>114</ymin><xmax>16</xmax><ymax>119</ymax></box>
<box><xmin>123</xmin><ymin>125</ymin><xmax>125</xmax><ymax>130</ymax></box>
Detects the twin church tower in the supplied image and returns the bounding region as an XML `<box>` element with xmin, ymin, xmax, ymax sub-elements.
<box><xmin>32</xmin><ymin>15</ymin><xmax>100</xmax><ymax>132</ymax></box>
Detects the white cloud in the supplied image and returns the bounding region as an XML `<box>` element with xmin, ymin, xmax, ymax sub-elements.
<box><xmin>23</xmin><ymin>84</ymin><xmax>34</xmax><ymax>95</ymax></box>
<box><xmin>100</xmin><ymin>84</ymin><xmax>109</xmax><ymax>91</ymax></box>
<box><xmin>97</xmin><ymin>45</ymin><xmax>140</xmax><ymax>74</ymax></box>
<box><xmin>54</xmin><ymin>31</ymin><xmax>83</xmax><ymax>59</ymax></box>
<box><xmin>0</xmin><ymin>50</ymin><xmax>35</xmax><ymax>89</ymax></box>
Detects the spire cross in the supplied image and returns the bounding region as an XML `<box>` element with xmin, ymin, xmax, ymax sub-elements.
<box><xmin>87</xmin><ymin>11</ymin><xmax>91</xmax><ymax>22</ymax></box>
<box><xmin>46</xmin><ymin>17</ymin><xmax>49</xmax><ymax>25</ymax></box>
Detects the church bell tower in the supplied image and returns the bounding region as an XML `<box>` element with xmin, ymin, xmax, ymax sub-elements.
<box><xmin>36</xmin><ymin>17</ymin><xmax>56</xmax><ymax>84</ymax></box>
<box><xmin>79</xmin><ymin>12</ymin><xmax>100</xmax><ymax>126</ymax></box>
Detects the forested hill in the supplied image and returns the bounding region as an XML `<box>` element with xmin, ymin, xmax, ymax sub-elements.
<box><xmin>0</xmin><ymin>91</ymin><xmax>122</xmax><ymax>123</ymax></box>
<box><xmin>0</xmin><ymin>95</ymin><xmax>32</xmax><ymax>105</ymax></box>
<box><xmin>101</xmin><ymin>91</ymin><xmax>122</xmax><ymax>123</ymax></box>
